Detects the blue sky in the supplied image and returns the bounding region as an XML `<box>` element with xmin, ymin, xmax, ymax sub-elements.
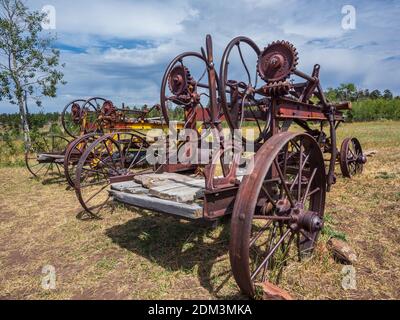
<box><xmin>1</xmin><ymin>0</ymin><xmax>399</xmax><ymax>113</ymax></box>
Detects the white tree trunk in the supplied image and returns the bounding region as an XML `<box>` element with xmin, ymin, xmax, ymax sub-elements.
<box><xmin>11</xmin><ymin>53</ymin><xmax>31</xmax><ymax>151</ymax></box>
<box><xmin>18</xmin><ymin>94</ymin><xmax>31</xmax><ymax>151</ymax></box>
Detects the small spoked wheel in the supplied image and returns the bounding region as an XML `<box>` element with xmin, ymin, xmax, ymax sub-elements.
<box><xmin>75</xmin><ymin>132</ymin><xmax>150</xmax><ymax>218</ymax></box>
<box><xmin>25</xmin><ymin>134</ymin><xmax>70</xmax><ymax>180</ymax></box>
<box><xmin>230</xmin><ymin>132</ymin><xmax>326</xmax><ymax>298</ymax></box>
<box><xmin>340</xmin><ymin>137</ymin><xmax>366</xmax><ymax>178</ymax></box>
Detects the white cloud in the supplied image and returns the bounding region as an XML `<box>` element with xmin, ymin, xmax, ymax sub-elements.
<box><xmin>102</xmin><ymin>41</ymin><xmax>182</xmax><ymax>66</ymax></box>
<box><xmin>31</xmin><ymin>0</ymin><xmax>196</xmax><ymax>39</ymax></box>
<box><xmin>1</xmin><ymin>0</ymin><xmax>399</xmax><ymax>113</ymax></box>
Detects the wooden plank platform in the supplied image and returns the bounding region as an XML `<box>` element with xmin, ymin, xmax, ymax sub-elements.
<box><xmin>149</xmin><ymin>181</ymin><xmax>205</xmax><ymax>203</ymax></box>
<box><xmin>110</xmin><ymin>189</ymin><xmax>203</xmax><ymax>220</ymax></box>
<box><xmin>110</xmin><ymin>174</ymin><xmax>206</xmax><ymax>219</ymax></box>
<box><xmin>133</xmin><ymin>172</ymin><xmax>203</xmax><ymax>189</ymax></box>
<box><xmin>38</xmin><ymin>154</ymin><xmax>65</xmax><ymax>162</ymax></box>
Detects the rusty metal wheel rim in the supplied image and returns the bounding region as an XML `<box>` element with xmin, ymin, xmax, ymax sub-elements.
<box><xmin>219</xmin><ymin>36</ymin><xmax>272</xmax><ymax>145</ymax></box>
<box><xmin>230</xmin><ymin>132</ymin><xmax>326</xmax><ymax>297</ymax></box>
<box><xmin>61</xmin><ymin>99</ymin><xmax>87</xmax><ymax>138</ymax></box>
<box><xmin>63</xmin><ymin>133</ymin><xmax>100</xmax><ymax>188</ymax></box>
<box><xmin>340</xmin><ymin>137</ymin><xmax>364</xmax><ymax>178</ymax></box>
<box><xmin>161</xmin><ymin>51</ymin><xmax>216</xmax><ymax>126</ymax></box>
<box><xmin>25</xmin><ymin>134</ymin><xmax>69</xmax><ymax>179</ymax></box>
<box><xmin>75</xmin><ymin>132</ymin><xmax>150</xmax><ymax>218</ymax></box>
<box><xmin>80</xmin><ymin>97</ymin><xmax>107</xmax><ymax>134</ymax></box>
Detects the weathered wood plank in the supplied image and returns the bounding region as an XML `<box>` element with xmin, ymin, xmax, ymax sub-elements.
<box><xmin>37</xmin><ymin>154</ymin><xmax>64</xmax><ymax>162</ymax></box>
<box><xmin>110</xmin><ymin>190</ymin><xmax>203</xmax><ymax>220</ymax></box>
<box><xmin>134</xmin><ymin>172</ymin><xmax>202</xmax><ymax>189</ymax></box>
<box><xmin>149</xmin><ymin>182</ymin><xmax>204</xmax><ymax>203</ymax></box>
<box><xmin>111</xmin><ymin>181</ymin><xmax>148</xmax><ymax>195</ymax></box>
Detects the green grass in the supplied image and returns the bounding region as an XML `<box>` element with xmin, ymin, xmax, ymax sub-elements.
<box><xmin>0</xmin><ymin>120</ymin><xmax>399</xmax><ymax>300</ymax></box>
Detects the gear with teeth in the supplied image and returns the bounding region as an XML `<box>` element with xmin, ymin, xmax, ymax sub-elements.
<box><xmin>266</xmin><ymin>81</ymin><xmax>292</xmax><ymax>96</ymax></box>
<box><xmin>257</xmin><ymin>40</ymin><xmax>299</xmax><ymax>84</ymax></box>
<box><xmin>167</xmin><ymin>65</ymin><xmax>194</xmax><ymax>96</ymax></box>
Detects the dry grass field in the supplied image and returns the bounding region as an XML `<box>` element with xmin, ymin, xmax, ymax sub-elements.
<box><xmin>0</xmin><ymin>121</ymin><xmax>399</xmax><ymax>300</ymax></box>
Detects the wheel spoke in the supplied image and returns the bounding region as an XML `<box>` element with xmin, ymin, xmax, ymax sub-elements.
<box><xmin>289</xmin><ymin>154</ymin><xmax>310</xmax><ymax>192</ymax></box>
<box><xmin>249</xmin><ymin>221</ymin><xmax>273</xmax><ymax>247</ymax></box>
<box><xmin>251</xmin><ymin>229</ymin><xmax>291</xmax><ymax>281</ymax></box>
<box><xmin>84</xmin><ymin>183</ymin><xmax>111</xmax><ymax>204</ymax></box>
<box><xmin>274</xmin><ymin>159</ymin><xmax>295</xmax><ymax>207</ymax></box>
<box><xmin>302</xmin><ymin>168</ymin><xmax>317</xmax><ymax>205</ymax></box>
<box><xmin>260</xmin><ymin>185</ymin><xmax>277</xmax><ymax>207</ymax></box>
<box><xmin>276</xmin><ymin>233</ymin><xmax>295</xmax><ymax>283</ymax></box>
<box><xmin>297</xmin><ymin>141</ymin><xmax>303</xmax><ymax>202</ymax></box>
<box><xmin>237</xmin><ymin>44</ymin><xmax>252</xmax><ymax>86</ymax></box>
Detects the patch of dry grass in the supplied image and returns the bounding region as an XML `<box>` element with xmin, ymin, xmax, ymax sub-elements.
<box><xmin>0</xmin><ymin>120</ymin><xmax>399</xmax><ymax>300</ymax></box>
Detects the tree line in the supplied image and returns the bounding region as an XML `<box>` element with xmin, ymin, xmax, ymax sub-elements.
<box><xmin>325</xmin><ymin>83</ymin><xmax>398</xmax><ymax>102</ymax></box>
<box><xmin>1</xmin><ymin>84</ymin><xmax>399</xmax><ymax>134</ymax></box>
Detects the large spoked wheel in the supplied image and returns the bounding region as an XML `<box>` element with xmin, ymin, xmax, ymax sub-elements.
<box><xmin>80</xmin><ymin>97</ymin><xmax>106</xmax><ymax>134</ymax></box>
<box><xmin>25</xmin><ymin>134</ymin><xmax>70</xmax><ymax>180</ymax></box>
<box><xmin>340</xmin><ymin>137</ymin><xmax>366</xmax><ymax>178</ymax></box>
<box><xmin>219</xmin><ymin>36</ymin><xmax>271</xmax><ymax>144</ymax></box>
<box><xmin>61</xmin><ymin>99</ymin><xmax>87</xmax><ymax>138</ymax></box>
<box><xmin>63</xmin><ymin>133</ymin><xmax>101</xmax><ymax>188</ymax></box>
<box><xmin>75</xmin><ymin>132</ymin><xmax>150</xmax><ymax>218</ymax></box>
<box><xmin>160</xmin><ymin>51</ymin><xmax>220</xmax><ymax>126</ymax></box>
<box><xmin>230</xmin><ymin>132</ymin><xmax>326</xmax><ymax>298</ymax></box>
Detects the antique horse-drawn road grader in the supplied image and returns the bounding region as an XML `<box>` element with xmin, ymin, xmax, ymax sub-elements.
<box><xmin>24</xmin><ymin>97</ymin><xmax>95</xmax><ymax>181</ymax></box>
<box><xmin>69</xmin><ymin>98</ymin><xmax>185</xmax><ymax>218</ymax></box>
<box><xmin>97</xmin><ymin>35</ymin><xmax>367</xmax><ymax>298</ymax></box>
<box><xmin>25</xmin><ymin>96</ymin><xmax>175</xmax><ymax>195</ymax></box>
<box><xmin>24</xmin><ymin>96</ymin><xmax>116</xmax><ymax>181</ymax></box>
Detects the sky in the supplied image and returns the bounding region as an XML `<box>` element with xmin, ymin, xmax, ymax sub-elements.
<box><xmin>1</xmin><ymin>0</ymin><xmax>399</xmax><ymax>113</ymax></box>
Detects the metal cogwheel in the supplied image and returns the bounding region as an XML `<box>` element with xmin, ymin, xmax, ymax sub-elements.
<box><xmin>167</xmin><ymin>65</ymin><xmax>194</xmax><ymax>96</ymax></box>
<box><xmin>266</xmin><ymin>80</ymin><xmax>293</xmax><ymax>96</ymax></box>
<box><xmin>257</xmin><ymin>40</ymin><xmax>299</xmax><ymax>84</ymax></box>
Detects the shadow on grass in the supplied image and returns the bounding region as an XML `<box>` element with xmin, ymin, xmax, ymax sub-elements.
<box><xmin>105</xmin><ymin>209</ymin><xmax>245</xmax><ymax>300</ymax></box>
<box><xmin>37</xmin><ymin>171</ymin><xmax>67</xmax><ymax>185</ymax></box>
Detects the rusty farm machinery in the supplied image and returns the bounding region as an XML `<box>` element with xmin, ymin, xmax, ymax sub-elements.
<box><xmin>26</xmin><ymin>34</ymin><xmax>366</xmax><ymax>298</ymax></box>
<box><xmin>25</xmin><ymin>97</ymin><xmax>174</xmax><ymax>189</ymax></box>
<box><xmin>96</xmin><ymin>35</ymin><xmax>366</xmax><ymax>298</ymax></box>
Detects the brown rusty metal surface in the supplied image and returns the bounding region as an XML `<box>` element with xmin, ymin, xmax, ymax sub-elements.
<box><xmin>203</xmin><ymin>186</ymin><xmax>239</xmax><ymax>220</ymax></box>
<box><xmin>230</xmin><ymin>132</ymin><xmax>326</xmax><ymax>297</ymax></box>
<box><xmin>57</xmin><ymin>34</ymin><xmax>368</xmax><ymax>298</ymax></box>
<box><xmin>257</xmin><ymin>40</ymin><xmax>298</xmax><ymax>84</ymax></box>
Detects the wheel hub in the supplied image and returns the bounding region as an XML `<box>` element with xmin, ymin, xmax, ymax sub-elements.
<box><xmin>358</xmin><ymin>154</ymin><xmax>367</xmax><ymax>164</ymax></box>
<box><xmin>291</xmin><ymin>207</ymin><xmax>323</xmax><ymax>233</ymax></box>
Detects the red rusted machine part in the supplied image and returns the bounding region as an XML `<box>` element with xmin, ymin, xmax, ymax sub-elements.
<box><xmin>63</xmin><ymin>132</ymin><xmax>101</xmax><ymax>188</ymax></box>
<box><xmin>159</xmin><ymin>35</ymin><xmax>226</xmax><ymax>176</ymax></box>
<box><xmin>340</xmin><ymin>137</ymin><xmax>366</xmax><ymax>178</ymax></box>
<box><xmin>230</xmin><ymin>132</ymin><xmax>326</xmax><ymax>297</ymax></box>
<box><xmin>257</xmin><ymin>40</ymin><xmax>298</xmax><ymax>84</ymax></box>
<box><xmin>63</xmin><ymin>35</ymin><xmax>367</xmax><ymax>298</ymax></box>
<box><xmin>216</xmin><ymin>36</ymin><xmax>365</xmax><ymax>297</ymax></box>
<box><xmin>25</xmin><ymin>134</ymin><xmax>70</xmax><ymax>179</ymax></box>
<box><xmin>61</xmin><ymin>99</ymin><xmax>88</xmax><ymax>138</ymax></box>
<box><xmin>79</xmin><ymin>97</ymin><xmax>107</xmax><ymax>135</ymax></box>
